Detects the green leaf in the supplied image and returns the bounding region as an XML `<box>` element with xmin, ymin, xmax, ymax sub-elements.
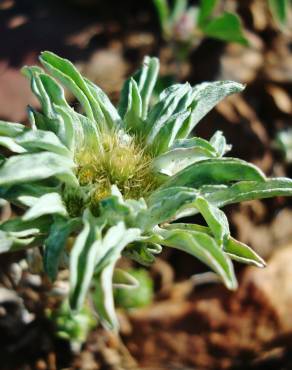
<box><xmin>69</xmin><ymin>210</ymin><xmax>104</xmax><ymax>311</ymax></box>
<box><xmin>149</xmin><ymin>111</ymin><xmax>190</xmax><ymax>155</ymax></box>
<box><xmin>0</xmin><ymin>136</ymin><xmax>27</xmax><ymax>153</ymax></box>
<box><xmin>44</xmin><ymin>217</ymin><xmax>81</xmax><ymax>281</ymax></box>
<box><xmin>0</xmin><ymin>230</ymin><xmax>35</xmax><ymax>253</ymax></box>
<box><xmin>118</xmin><ymin>56</ymin><xmax>159</xmax><ymax>130</ymax></box>
<box><xmin>0</xmin><ymin>120</ymin><xmax>25</xmax><ymax>137</ymax></box>
<box><xmin>146</xmin><ymin>186</ymin><xmax>198</xmax><ymax>228</ymax></box>
<box><xmin>123</xmin><ymin>79</ymin><xmax>143</xmax><ymax>132</ymax></box>
<box><xmin>156</xmin><ymin>227</ymin><xmax>237</xmax><ymax>289</ymax></box>
<box><xmin>0</xmin><ymin>152</ymin><xmax>77</xmax><ymax>187</ymax></box>
<box><xmin>0</xmin><ymin>182</ymin><xmax>59</xmax><ymax>204</ymax></box>
<box><xmin>224</xmin><ymin>237</ymin><xmax>266</xmax><ymax>268</ymax></box>
<box><xmin>22</xmin><ymin>192</ymin><xmax>68</xmax><ymax>221</ymax></box>
<box><xmin>201</xmin><ymin>12</ymin><xmax>248</xmax><ymax>45</ymax></box>
<box><xmin>198</xmin><ymin>0</ymin><xmax>218</xmax><ymax>26</ymax></box>
<box><xmin>0</xmin><ymin>217</ymin><xmax>50</xmax><ymax>253</ymax></box>
<box><xmin>204</xmin><ymin>178</ymin><xmax>292</xmax><ymax>208</ymax></box>
<box><xmin>177</xmin><ymin>81</ymin><xmax>245</xmax><ymax>138</ymax></box>
<box><xmin>16</xmin><ymin>129</ymin><xmax>72</xmax><ymax>157</ymax></box>
<box><xmin>146</xmin><ymin>83</ymin><xmax>192</xmax><ymax>140</ymax></box>
<box><xmin>85</xmin><ymin>78</ymin><xmax>122</xmax><ymax>129</ymax></box>
<box><xmin>93</xmin><ymin>223</ymin><xmax>140</xmax><ymax>330</ymax></box>
<box><xmin>40</xmin><ymin>51</ymin><xmax>104</xmax><ymax>125</ymax></box>
<box><xmin>153</xmin><ymin>141</ymin><xmax>216</xmax><ymax>176</ymax></box>
<box><xmin>136</xmin><ymin>56</ymin><xmax>160</xmax><ymax>119</ymax></box>
<box><xmin>123</xmin><ymin>242</ymin><xmax>162</xmax><ymax>266</ymax></box>
<box><xmin>161</xmin><ymin>158</ymin><xmax>266</xmax><ymax>189</ymax></box>
<box><xmin>269</xmin><ymin>0</ymin><xmax>288</xmax><ymax>24</ymax></box>
<box><xmin>194</xmin><ymin>196</ymin><xmax>229</xmax><ymax>245</ymax></box>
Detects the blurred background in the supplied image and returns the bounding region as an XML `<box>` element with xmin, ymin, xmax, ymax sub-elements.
<box><xmin>0</xmin><ymin>0</ymin><xmax>292</xmax><ymax>369</ymax></box>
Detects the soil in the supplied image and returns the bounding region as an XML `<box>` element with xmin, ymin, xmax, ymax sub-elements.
<box><xmin>0</xmin><ymin>0</ymin><xmax>292</xmax><ymax>369</ymax></box>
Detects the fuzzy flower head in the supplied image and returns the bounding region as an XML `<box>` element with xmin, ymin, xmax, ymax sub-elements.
<box><xmin>0</xmin><ymin>52</ymin><xmax>292</xmax><ymax>330</ymax></box>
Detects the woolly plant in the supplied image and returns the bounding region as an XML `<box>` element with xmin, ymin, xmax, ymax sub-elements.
<box><xmin>1</xmin><ymin>52</ymin><xmax>292</xmax><ymax>330</ymax></box>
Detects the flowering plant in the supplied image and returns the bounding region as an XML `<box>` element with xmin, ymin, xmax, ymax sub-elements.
<box><xmin>1</xmin><ymin>52</ymin><xmax>292</xmax><ymax>330</ymax></box>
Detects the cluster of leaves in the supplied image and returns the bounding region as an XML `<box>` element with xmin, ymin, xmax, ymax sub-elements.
<box><xmin>0</xmin><ymin>52</ymin><xmax>292</xmax><ymax>331</ymax></box>
<box><xmin>153</xmin><ymin>0</ymin><xmax>247</xmax><ymax>57</ymax></box>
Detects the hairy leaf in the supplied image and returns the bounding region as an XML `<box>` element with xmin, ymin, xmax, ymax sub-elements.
<box><xmin>0</xmin><ymin>152</ymin><xmax>77</xmax><ymax>187</ymax></box>
<box><xmin>161</xmin><ymin>158</ymin><xmax>266</xmax><ymax>188</ymax></box>
<box><xmin>156</xmin><ymin>227</ymin><xmax>237</xmax><ymax>289</ymax></box>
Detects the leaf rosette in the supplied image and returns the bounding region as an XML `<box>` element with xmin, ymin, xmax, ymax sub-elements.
<box><xmin>1</xmin><ymin>52</ymin><xmax>292</xmax><ymax>330</ymax></box>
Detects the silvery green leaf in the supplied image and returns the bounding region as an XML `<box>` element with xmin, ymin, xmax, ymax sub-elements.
<box><xmin>22</xmin><ymin>66</ymin><xmax>53</xmax><ymax>117</ymax></box>
<box><xmin>123</xmin><ymin>241</ymin><xmax>162</xmax><ymax>266</ymax></box>
<box><xmin>0</xmin><ymin>136</ymin><xmax>26</xmax><ymax>153</ymax></box>
<box><xmin>153</xmin><ymin>144</ymin><xmax>216</xmax><ymax>176</ymax></box>
<box><xmin>75</xmin><ymin>113</ymin><xmax>102</xmax><ymax>152</ymax></box>
<box><xmin>204</xmin><ymin>178</ymin><xmax>292</xmax><ymax>208</ymax></box>
<box><xmin>0</xmin><ymin>120</ymin><xmax>25</xmax><ymax>137</ymax></box>
<box><xmin>15</xmin><ymin>130</ymin><xmax>72</xmax><ymax>158</ymax></box>
<box><xmin>165</xmin><ymin>222</ymin><xmax>211</xmax><ymax>234</ymax></box>
<box><xmin>194</xmin><ymin>196</ymin><xmax>230</xmax><ymax>245</ymax></box>
<box><xmin>0</xmin><ymin>217</ymin><xmax>50</xmax><ymax>252</ymax></box>
<box><xmin>99</xmin><ymin>187</ymin><xmax>147</xmax><ymax>228</ymax></box>
<box><xmin>44</xmin><ymin>216</ymin><xmax>81</xmax><ymax>281</ymax></box>
<box><xmin>52</xmin><ymin>105</ymin><xmax>78</xmax><ymax>151</ymax></box>
<box><xmin>112</xmin><ymin>268</ymin><xmax>139</xmax><ymax>289</ymax></box>
<box><xmin>0</xmin><ymin>152</ymin><xmax>77</xmax><ymax>187</ymax></box>
<box><xmin>146</xmin><ymin>83</ymin><xmax>192</xmax><ymax>139</ymax></box>
<box><xmin>224</xmin><ymin>237</ymin><xmax>266</xmax><ymax>268</ymax></box>
<box><xmin>119</xmin><ymin>56</ymin><xmax>159</xmax><ymax>122</ymax></box>
<box><xmin>164</xmin><ymin>222</ymin><xmax>264</xmax><ymax>268</ymax></box>
<box><xmin>22</xmin><ymin>193</ymin><xmax>68</xmax><ymax>221</ymax></box>
<box><xmin>209</xmin><ymin>131</ymin><xmax>231</xmax><ymax>156</ymax></box>
<box><xmin>156</xmin><ymin>227</ymin><xmax>237</xmax><ymax>290</ymax></box>
<box><xmin>69</xmin><ymin>210</ymin><xmax>104</xmax><ymax>311</ymax></box>
<box><xmin>123</xmin><ymin>79</ymin><xmax>143</xmax><ymax>133</ymax></box>
<box><xmin>0</xmin><ymin>182</ymin><xmax>59</xmax><ymax>204</ymax></box>
<box><xmin>93</xmin><ymin>263</ymin><xmax>116</xmax><ymax>330</ymax></box>
<box><xmin>40</xmin><ymin>52</ymin><xmax>103</xmax><ymax>124</ymax></box>
<box><xmin>27</xmin><ymin>108</ymin><xmax>59</xmax><ymax>134</ymax></box>
<box><xmin>149</xmin><ymin>111</ymin><xmax>190</xmax><ymax>155</ymax></box>
<box><xmin>135</xmin><ymin>56</ymin><xmax>159</xmax><ymax>119</ymax></box>
<box><xmin>23</xmin><ymin>72</ymin><xmax>78</xmax><ymax>151</ymax></box>
<box><xmin>93</xmin><ymin>223</ymin><xmax>140</xmax><ymax>330</ymax></box>
<box><xmin>145</xmin><ymin>186</ymin><xmax>198</xmax><ymax>229</ymax></box>
<box><xmin>176</xmin><ymin>81</ymin><xmax>245</xmax><ymax>138</ymax></box>
<box><xmin>172</xmin><ymin>136</ymin><xmax>217</xmax><ymax>153</ymax></box>
<box><xmin>161</xmin><ymin>158</ymin><xmax>266</xmax><ymax>189</ymax></box>
<box><xmin>17</xmin><ymin>195</ymin><xmax>39</xmax><ymax>207</ymax></box>
<box><xmin>0</xmin><ymin>230</ymin><xmax>35</xmax><ymax>253</ymax></box>
<box><xmin>85</xmin><ymin>78</ymin><xmax>122</xmax><ymax>129</ymax></box>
